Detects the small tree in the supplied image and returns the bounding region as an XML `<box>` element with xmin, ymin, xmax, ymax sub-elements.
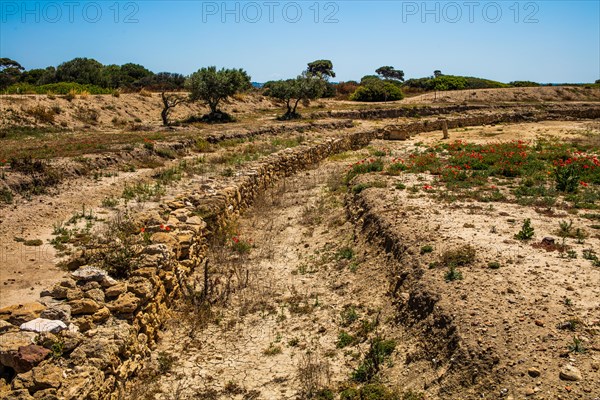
<box><xmin>266</xmin><ymin>73</ymin><xmax>326</xmax><ymax>120</ymax></box>
<box><xmin>375</xmin><ymin>66</ymin><xmax>405</xmax><ymax>82</ymax></box>
<box><xmin>307</xmin><ymin>60</ymin><xmax>335</xmax><ymax>80</ymax></box>
<box><xmin>0</xmin><ymin>58</ymin><xmax>24</xmax><ymax>90</ymax></box>
<box><xmin>160</xmin><ymin>92</ymin><xmax>187</xmax><ymax>126</ymax></box>
<box><xmin>434</xmin><ymin>70</ymin><xmax>443</xmax><ymax>78</ymax></box>
<box><xmin>186</xmin><ymin>66</ymin><xmax>251</xmax><ymax>122</ymax></box>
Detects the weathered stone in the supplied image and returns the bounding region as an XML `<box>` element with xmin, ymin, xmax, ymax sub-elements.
<box><xmin>2</xmin><ymin>389</ymin><xmax>34</xmax><ymax>399</ymax></box>
<box><xmin>78</xmin><ymin>281</ymin><xmax>100</xmax><ymax>291</ymax></box>
<box><xmin>91</xmin><ymin>307</ymin><xmax>111</xmax><ymax>323</ymax></box>
<box><xmin>104</xmin><ymin>283</ymin><xmax>127</xmax><ymax>298</ymax></box>
<box><xmin>107</xmin><ymin>292</ymin><xmax>140</xmax><ymax>314</ymax></box>
<box><xmin>0</xmin><ymin>319</ymin><xmax>15</xmax><ymax>333</ymax></box>
<box><xmin>541</xmin><ymin>237</ymin><xmax>555</xmax><ymax>246</ymax></box>
<box><xmin>142</xmin><ymin>243</ymin><xmax>168</xmax><ymax>255</ymax></box>
<box><xmin>69</xmin><ymin>299</ymin><xmax>100</xmax><ymax>315</ymax></box>
<box><xmin>128</xmin><ymin>277</ymin><xmax>153</xmax><ymax>300</ymax></box>
<box><xmin>11</xmin><ymin>362</ymin><xmax>62</xmax><ymax>392</ymax></box>
<box><xmin>99</xmin><ymin>275</ymin><xmax>118</xmax><ymax>288</ymax></box>
<box><xmin>65</xmin><ymin>289</ymin><xmax>83</xmax><ymax>301</ymax></box>
<box><xmin>71</xmin><ymin>266</ymin><xmax>109</xmax><ymax>282</ymax></box>
<box><xmin>0</xmin><ymin>303</ymin><xmax>46</xmax><ymax>325</ymax></box>
<box><xmin>84</xmin><ymin>288</ymin><xmax>105</xmax><ymax>303</ymax></box>
<box><xmin>20</xmin><ymin>318</ymin><xmax>67</xmax><ymax>334</ymax></box>
<box><xmin>72</xmin><ymin>316</ymin><xmax>95</xmax><ymax>333</ymax></box>
<box><xmin>150</xmin><ymin>232</ymin><xmax>178</xmax><ymax>247</ymax></box>
<box><xmin>9</xmin><ymin>345</ymin><xmax>51</xmax><ymax>373</ymax></box>
<box><xmin>40</xmin><ymin>305</ymin><xmax>71</xmax><ymax>323</ymax></box>
<box><xmin>559</xmin><ymin>364</ymin><xmax>582</xmax><ymax>381</ymax></box>
<box><xmin>70</xmin><ymin>338</ymin><xmax>120</xmax><ymax>371</ymax></box>
<box><xmin>527</xmin><ymin>367</ymin><xmax>541</xmax><ymax>378</ymax></box>
<box><xmin>0</xmin><ymin>331</ymin><xmax>37</xmax><ymax>371</ymax></box>
<box><xmin>56</xmin><ymin>366</ymin><xmax>103</xmax><ymax>400</ymax></box>
<box><xmin>59</xmin><ymin>330</ymin><xmax>83</xmax><ymax>353</ymax></box>
<box><xmin>40</xmin><ymin>285</ymin><xmax>68</xmax><ymax>300</ymax></box>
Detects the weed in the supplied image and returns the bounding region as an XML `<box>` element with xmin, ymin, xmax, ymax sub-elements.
<box><xmin>263</xmin><ymin>343</ymin><xmax>282</xmax><ymax>356</ymax></box>
<box><xmin>157</xmin><ymin>351</ymin><xmax>177</xmax><ymax>373</ymax></box>
<box><xmin>297</xmin><ymin>352</ymin><xmax>331</xmax><ymax>399</ymax></box>
<box><xmin>288</xmin><ymin>338</ymin><xmax>300</xmax><ymax>347</ymax></box>
<box><xmin>337</xmin><ymin>246</ymin><xmax>354</xmax><ymax>260</ymax></box>
<box><xmin>101</xmin><ymin>196</ymin><xmax>119</xmax><ymax>208</ymax></box>
<box><xmin>395</xmin><ymin>182</ymin><xmax>406</xmax><ymax>190</ymax></box>
<box><xmin>420</xmin><ymin>245</ymin><xmax>434</xmax><ymax>254</ymax></box>
<box><xmin>337</xmin><ymin>331</ymin><xmax>357</xmax><ymax>348</ymax></box>
<box><xmin>515</xmin><ymin>218</ymin><xmax>535</xmax><ymax>240</ymax></box>
<box><xmin>50</xmin><ymin>340</ymin><xmax>64</xmax><ymax>358</ymax></box>
<box><xmin>352</xmin><ymin>337</ymin><xmax>396</xmax><ymax>383</ymax></box>
<box><xmin>344</xmin><ymin>159</ymin><xmax>384</xmax><ymax>184</ymax></box>
<box><xmin>488</xmin><ymin>261</ymin><xmax>501</xmax><ymax>269</ymax></box>
<box><xmin>1</xmin><ymin>187</ymin><xmax>13</xmax><ymax>204</ymax></box>
<box><xmin>444</xmin><ymin>265</ymin><xmax>463</xmax><ymax>282</ymax></box>
<box><xmin>440</xmin><ymin>244</ymin><xmax>476</xmax><ymax>267</ymax></box>
<box><xmin>568</xmin><ymin>337</ymin><xmax>587</xmax><ymax>354</ymax></box>
<box><xmin>23</xmin><ymin>239</ymin><xmax>43</xmax><ymax>246</ymax></box>
<box><xmin>555</xmin><ymin>164</ymin><xmax>580</xmax><ymax>193</ymax></box>
<box><xmin>564</xmin><ymin>298</ymin><xmax>573</xmax><ymax>306</ymax></box>
<box><xmin>340</xmin><ymin>306</ymin><xmax>359</xmax><ymax>327</ymax></box>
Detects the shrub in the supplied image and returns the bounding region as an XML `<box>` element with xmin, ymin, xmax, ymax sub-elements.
<box><xmin>352</xmin><ymin>337</ymin><xmax>396</xmax><ymax>382</ymax></box>
<box><xmin>337</xmin><ymin>331</ymin><xmax>357</xmax><ymax>348</ymax></box>
<box><xmin>441</xmin><ymin>244</ymin><xmax>476</xmax><ymax>267</ymax></box>
<box><xmin>350</xmin><ymin>80</ymin><xmax>404</xmax><ymax>102</ymax></box>
<box><xmin>554</xmin><ymin>164</ymin><xmax>580</xmax><ymax>193</ymax></box>
<box><xmin>515</xmin><ymin>218</ymin><xmax>535</xmax><ymax>240</ymax></box>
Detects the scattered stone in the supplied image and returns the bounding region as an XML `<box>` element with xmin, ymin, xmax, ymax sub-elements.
<box><xmin>0</xmin><ymin>331</ymin><xmax>37</xmax><ymax>371</ymax></box>
<box><xmin>0</xmin><ymin>303</ymin><xmax>46</xmax><ymax>325</ymax></box>
<box><xmin>541</xmin><ymin>237</ymin><xmax>555</xmax><ymax>246</ymax></box>
<box><xmin>105</xmin><ymin>283</ymin><xmax>127</xmax><ymax>298</ymax></box>
<box><xmin>559</xmin><ymin>364</ymin><xmax>582</xmax><ymax>381</ymax></box>
<box><xmin>528</xmin><ymin>367</ymin><xmax>541</xmax><ymax>378</ymax></box>
<box><xmin>8</xmin><ymin>345</ymin><xmax>51</xmax><ymax>373</ymax></box>
<box><xmin>20</xmin><ymin>318</ymin><xmax>67</xmax><ymax>334</ymax></box>
<box><xmin>107</xmin><ymin>292</ymin><xmax>140</xmax><ymax>314</ymax></box>
<box><xmin>40</xmin><ymin>284</ymin><xmax>68</xmax><ymax>300</ymax></box>
<box><xmin>84</xmin><ymin>288</ymin><xmax>105</xmax><ymax>303</ymax></box>
<box><xmin>0</xmin><ymin>319</ymin><xmax>14</xmax><ymax>333</ymax></box>
<box><xmin>69</xmin><ymin>299</ymin><xmax>101</xmax><ymax>315</ymax></box>
<box><xmin>40</xmin><ymin>304</ymin><xmax>71</xmax><ymax>323</ymax></box>
<box><xmin>71</xmin><ymin>266</ymin><xmax>109</xmax><ymax>282</ymax></box>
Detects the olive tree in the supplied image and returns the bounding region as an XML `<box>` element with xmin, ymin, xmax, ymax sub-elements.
<box><xmin>375</xmin><ymin>66</ymin><xmax>405</xmax><ymax>82</ymax></box>
<box><xmin>266</xmin><ymin>73</ymin><xmax>326</xmax><ymax>120</ymax></box>
<box><xmin>186</xmin><ymin>66</ymin><xmax>251</xmax><ymax>122</ymax></box>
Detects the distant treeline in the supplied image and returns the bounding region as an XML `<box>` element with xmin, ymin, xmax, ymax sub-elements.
<box><xmin>0</xmin><ymin>57</ymin><xmax>185</xmax><ymax>93</ymax></box>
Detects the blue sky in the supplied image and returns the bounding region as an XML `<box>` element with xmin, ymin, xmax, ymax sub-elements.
<box><xmin>1</xmin><ymin>1</ymin><xmax>599</xmax><ymax>83</ymax></box>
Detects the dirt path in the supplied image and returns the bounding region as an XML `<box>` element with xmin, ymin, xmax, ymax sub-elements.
<box><xmin>126</xmin><ymin>160</ymin><xmax>416</xmax><ymax>399</ymax></box>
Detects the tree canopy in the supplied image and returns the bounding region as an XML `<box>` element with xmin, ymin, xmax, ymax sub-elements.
<box><xmin>265</xmin><ymin>73</ymin><xmax>326</xmax><ymax>119</ymax></box>
<box><xmin>186</xmin><ymin>66</ymin><xmax>251</xmax><ymax>122</ymax></box>
<box><xmin>307</xmin><ymin>60</ymin><xmax>335</xmax><ymax>80</ymax></box>
<box><xmin>375</xmin><ymin>66</ymin><xmax>405</xmax><ymax>82</ymax></box>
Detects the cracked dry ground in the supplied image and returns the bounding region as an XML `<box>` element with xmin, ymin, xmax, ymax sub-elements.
<box><xmin>125</xmin><ymin>158</ymin><xmax>426</xmax><ymax>399</ymax></box>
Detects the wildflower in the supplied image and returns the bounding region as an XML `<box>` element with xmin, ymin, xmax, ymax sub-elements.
<box><xmin>140</xmin><ymin>227</ymin><xmax>145</xmax><ymax>233</ymax></box>
<box><xmin>165</xmin><ymin>226</ymin><xmax>171</xmax><ymax>231</ymax></box>
<box><xmin>423</xmin><ymin>185</ymin><xmax>433</xmax><ymax>190</ymax></box>
<box><xmin>580</xmin><ymin>181</ymin><xmax>589</xmax><ymax>187</ymax></box>
<box><xmin>160</xmin><ymin>224</ymin><xmax>165</xmax><ymax>230</ymax></box>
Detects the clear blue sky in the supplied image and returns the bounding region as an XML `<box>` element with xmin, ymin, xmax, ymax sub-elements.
<box><xmin>1</xmin><ymin>1</ymin><xmax>599</xmax><ymax>83</ymax></box>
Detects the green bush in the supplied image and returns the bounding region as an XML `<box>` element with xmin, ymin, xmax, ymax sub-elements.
<box><xmin>5</xmin><ymin>82</ymin><xmax>113</xmax><ymax>95</ymax></box>
<box><xmin>350</xmin><ymin>80</ymin><xmax>404</xmax><ymax>102</ymax></box>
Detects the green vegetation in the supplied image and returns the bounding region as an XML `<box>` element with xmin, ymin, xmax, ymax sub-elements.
<box><xmin>352</xmin><ymin>337</ymin><xmax>396</xmax><ymax>382</ymax></box>
<box><xmin>186</xmin><ymin>66</ymin><xmax>252</xmax><ymax>122</ymax></box>
<box><xmin>345</xmin><ymin>159</ymin><xmax>385</xmax><ymax>184</ymax></box>
<box><xmin>515</xmin><ymin>219</ymin><xmax>535</xmax><ymax>241</ymax></box>
<box><xmin>351</xmin><ymin>79</ymin><xmax>404</xmax><ymax>102</ymax></box>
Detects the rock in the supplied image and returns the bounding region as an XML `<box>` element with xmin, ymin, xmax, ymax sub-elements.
<box><xmin>0</xmin><ymin>331</ymin><xmax>37</xmax><ymax>370</ymax></box>
<box><xmin>150</xmin><ymin>232</ymin><xmax>177</xmax><ymax>247</ymax></box>
<box><xmin>79</xmin><ymin>281</ymin><xmax>100</xmax><ymax>291</ymax></box>
<box><xmin>559</xmin><ymin>364</ymin><xmax>582</xmax><ymax>381</ymax></box>
<box><xmin>0</xmin><ymin>319</ymin><xmax>15</xmax><ymax>333</ymax></box>
<box><xmin>58</xmin><ymin>279</ymin><xmax>76</xmax><ymax>289</ymax></box>
<box><xmin>91</xmin><ymin>307</ymin><xmax>111</xmax><ymax>323</ymax></box>
<box><xmin>20</xmin><ymin>318</ymin><xmax>67</xmax><ymax>334</ymax></box>
<box><xmin>2</xmin><ymin>389</ymin><xmax>34</xmax><ymax>399</ymax></box>
<box><xmin>84</xmin><ymin>288</ymin><xmax>105</xmax><ymax>303</ymax></box>
<box><xmin>11</xmin><ymin>362</ymin><xmax>62</xmax><ymax>392</ymax></box>
<box><xmin>541</xmin><ymin>237</ymin><xmax>555</xmax><ymax>246</ymax></box>
<box><xmin>0</xmin><ymin>303</ymin><xmax>46</xmax><ymax>325</ymax></box>
<box><xmin>104</xmin><ymin>283</ymin><xmax>127</xmax><ymax>298</ymax></box>
<box><xmin>40</xmin><ymin>305</ymin><xmax>71</xmax><ymax>323</ymax></box>
<box><xmin>143</xmin><ymin>244</ymin><xmax>168</xmax><ymax>255</ymax></box>
<box><xmin>65</xmin><ymin>289</ymin><xmax>83</xmax><ymax>301</ymax></box>
<box><xmin>72</xmin><ymin>316</ymin><xmax>95</xmax><ymax>333</ymax></box>
<box><xmin>70</xmin><ymin>266</ymin><xmax>109</xmax><ymax>282</ymax></box>
<box><xmin>69</xmin><ymin>299</ymin><xmax>100</xmax><ymax>315</ymax></box>
<box><xmin>40</xmin><ymin>284</ymin><xmax>68</xmax><ymax>300</ymax></box>
<box><xmin>528</xmin><ymin>367</ymin><xmax>541</xmax><ymax>378</ymax></box>
<box><xmin>60</xmin><ymin>330</ymin><xmax>84</xmax><ymax>353</ymax></box>
<box><xmin>107</xmin><ymin>292</ymin><xmax>140</xmax><ymax>314</ymax></box>
<box><xmin>56</xmin><ymin>366</ymin><xmax>103</xmax><ymax>400</ymax></box>
<box><xmin>127</xmin><ymin>277</ymin><xmax>153</xmax><ymax>300</ymax></box>
<box><xmin>10</xmin><ymin>345</ymin><xmax>51</xmax><ymax>373</ymax></box>
<box><xmin>99</xmin><ymin>275</ymin><xmax>118</xmax><ymax>288</ymax></box>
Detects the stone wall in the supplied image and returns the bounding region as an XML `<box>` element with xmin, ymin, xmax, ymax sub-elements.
<box><xmin>0</xmin><ymin>129</ymin><xmax>378</xmax><ymax>400</ymax></box>
<box><xmin>1</xmin><ymin>106</ymin><xmax>598</xmax><ymax>399</ymax></box>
